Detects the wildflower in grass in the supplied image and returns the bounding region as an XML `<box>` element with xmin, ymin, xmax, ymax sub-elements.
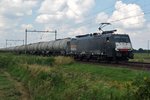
<box><xmin>144</xmin><ymin>76</ymin><xmax>147</xmax><ymax>81</ymax></box>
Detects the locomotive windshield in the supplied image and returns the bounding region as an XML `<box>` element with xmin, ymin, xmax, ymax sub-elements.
<box><xmin>114</xmin><ymin>35</ymin><xmax>130</xmax><ymax>43</ymax></box>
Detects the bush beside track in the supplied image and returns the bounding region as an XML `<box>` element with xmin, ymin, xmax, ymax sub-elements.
<box><xmin>0</xmin><ymin>53</ymin><xmax>150</xmax><ymax>100</ymax></box>
<box><xmin>130</xmin><ymin>53</ymin><xmax>150</xmax><ymax>63</ymax></box>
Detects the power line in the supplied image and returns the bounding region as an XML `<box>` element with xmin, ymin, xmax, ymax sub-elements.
<box><xmin>50</xmin><ymin>0</ymin><xmax>149</xmax><ymax>36</ymax></box>
<box><xmin>110</xmin><ymin>11</ymin><xmax>150</xmax><ymax>23</ymax></box>
<box><xmin>6</xmin><ymin>39</ymin><xmax>24</xmax><ymax>48</ymax></box>
<box><xmin>70</xmin><ymin>9</ymin><xmax>150</xmax><ymax>31</ymax></box>
<box><xmin>79</xmin><ymin>0</ymin><xmax>140</xmax><ymax>23</ymax></box>
<box><xmin>25</xmin><ymin>29</ymin><xmax>57</xmax><ymax>54</ymax></box>
<box><xmin>66</xmin><ymin>13</ymin><xmax>150</xmax><ymax>36</ymax></box>
<box><xmin>117</xmin><ymin>15</ymin><xmax>150</xmax><ymax>26</ymax></box>
<box><xmin>61</xmin><ymin>0</ymin><xmax>143</xmax><ymax>29</ymax></box>
<box><xmin>49</xmin><ymin>0</ymin><xmax>146</xmax><ymax>35</ymax></box>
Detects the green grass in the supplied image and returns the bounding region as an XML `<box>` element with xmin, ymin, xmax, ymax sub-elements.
<box><xmin>130</xmin><ymin>53</ymin><xmax>150</xmax><ymax>63</ymax></box>
<box><xmin>0</xmin><ymin>70</ymin><xmax>20</xmax><ymax>100</ymax></box>
<box><xmin>0</xmin><ymin>53</ymin><xmax>150</xmax><ymax>100</ymax></box>
<box><xmin>63</xmin><ymin>63</ymin><xmax>149</xmax><ymax>82</ymax></box>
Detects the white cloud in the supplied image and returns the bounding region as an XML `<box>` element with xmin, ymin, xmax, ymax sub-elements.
<box><xmin>21</xmin><ymin>24</ymin><xmax>33</xmax><ymax>30</ymax></box>
<box><xmin>36</xmin><ymin>0</ymin><xmax>95</xmax><ymax>23</ymax></box>
<box><xmin>95</xmin><ymin>12</ymin><xmax>109</xmax><ymax>24</ymax></box>
<box><xmin>0</xmin><ymin>0</ymin><xmax>38</xmax><ymax>48</ymax></box>
<box><xmin>42</xmin><ymin>24</ymin><xmax>89</xmax><ymax>39</ymax></box>
<box><xmin>109</xmin><ymin>1</ymin><xmax>145</xmax><ymax>29</ymax></box>
<box><xmin>95</xmin><ymin>1</ymin><xmax>145</xmax><ymax>30</ymax></box>
<box><xmin>0</xmin><ymin>0</ymin><xmax>37</xmax><ymax>31</ymax></box>
<box><xmin>36</xmin><ymin>13</ymin><xmax>65</xmax><ymax>24</ymax></box>
<box><xmin>38</xmin><ymin>0</ymin><xmax>67</xmax><ymax>14</ymax></box>
<box><xmin>68</xmin><ymin>26</ymin><xmax>88</xmax><ymax>36</ymax></box>
<box><xmin>0</xmin><ymin>16</ymin><xmax>18</xmax><ymax>31</ymax></box>
<box><xmin>0</xmin><ymin>16</ymin><xmax>6</xmax><ymax>30</ymax></box>
<box><xmin>66</xmin><ymin>0</ymin><xmax>95</xmax><ymax>20</ymax></box>
<box><xmin>0</xmin><ymin>0</ymin><xmax>37</xmax><ymax>17</ymax></box>
<box><xmin>147</xmin><ymin>23</ymin><xmax>150</xmax><ymax>29</ymax></box>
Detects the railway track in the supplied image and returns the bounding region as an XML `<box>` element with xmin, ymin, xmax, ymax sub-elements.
<box><xmin>118</xmin><ymin>61</ymin><xmax>150</xmax><ymax>70</ymax></box>
<box><xmin>76</xmin><ymin>60</ymin><xmax>150</xmax><ymax>71</ymax></box>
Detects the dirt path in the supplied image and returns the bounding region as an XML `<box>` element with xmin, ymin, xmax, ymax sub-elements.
<box><xmin>0</xmin><ymin>69</ymin><xmax>20</xmax><ymax>100</ymax></box>
<box><xmin>4</xmin><ymin>71</ymin><xmax>31</xmax><ymax>100</ymax></box>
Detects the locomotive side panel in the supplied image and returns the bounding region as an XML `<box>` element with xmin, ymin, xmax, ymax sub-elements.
<box><xmin>70</xmin><ymin>36</ymin><xmax>104</xmax><ymax>59</ymax></box>
<box><xmin>101</xmin><ymin>35</ymin><xmax>115</xmax><ymax>58</ymax></box>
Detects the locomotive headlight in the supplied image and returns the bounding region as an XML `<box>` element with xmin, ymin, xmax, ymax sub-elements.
<box><xmin>115</xmin><ymin>42</ymin><xmax>132</xmax><ymax>51</ymax></box>
<box><xmin>115</xmin><ymin>48</ymin><xmax>119</xmax><ymax>51</ymax></box>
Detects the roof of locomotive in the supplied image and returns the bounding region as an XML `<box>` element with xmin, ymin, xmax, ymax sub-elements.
<box><xmin>73</xmin><ymin>32</ymin><xmax>129</xmax><ymax>40</ymax></box>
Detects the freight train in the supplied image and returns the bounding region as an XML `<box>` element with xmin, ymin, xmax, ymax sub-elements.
<box><xmin>0</xmin><ymin>24</ymin><xmax>134</xmax><ymax>61</ymax></box>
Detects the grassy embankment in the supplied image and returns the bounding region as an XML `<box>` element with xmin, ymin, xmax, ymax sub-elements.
<box><xmin>130</xmin><ymin>53</ymin><xmax>150</xmax><ymax>63</ymax></box>
<box><xmin>0</xmin><ymin>69</ymin><xmax>20</xmax><ymax>100</ymax></box>
<box><xmin>0</xmin><ymin>53</ymin><xmax>150</xmax><ymax>100</ymax></box>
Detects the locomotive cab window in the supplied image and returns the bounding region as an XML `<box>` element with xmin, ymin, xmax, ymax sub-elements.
<box><xmin>106</xmin><ymin>37</ymin><xmax>109</xmax><ymax>42</ymax></box>
<box><xmin>114</xmin><ymin>35</ymin><xmax>130</xmax><ymax>43</ymax></box>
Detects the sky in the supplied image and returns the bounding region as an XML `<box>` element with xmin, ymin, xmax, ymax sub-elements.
<box><xmin>0</xmin><ymin>0</ymin><xmax>150</xmax><ymax>50</ymax></box>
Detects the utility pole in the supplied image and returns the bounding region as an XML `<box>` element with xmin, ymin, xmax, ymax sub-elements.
<box><xmin>25</xmin><ymin>29</ymin><xmax>57</xmax><ymax>54</ymax></box>
<box><xmin>25</xmin><ymin>29</ymin><xmax>27</xmax><ymax>54</ymax></box>
<box><xmin>6</xmin><ymin>39</ymin><xmax>7</xmax><ymax>48</ymax></box>
<box><xmin>55</xmin><ymin>30</ymin><xmax>57</xmax><ymax>40</ymax></box>
<box><xmin>148</xmin><ymin>40</ymin><xmax>149</xmax><ymax>56</ymax></box>
<box><xmin>6</xmin><ymin>39</ymin><xmax>24</xmax><ymax>48</ymax></box>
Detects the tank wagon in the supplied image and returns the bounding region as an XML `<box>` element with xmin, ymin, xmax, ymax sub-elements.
<box><xmin>22</xmin><ymin>38</ymin><xmax>71</xmax><ymax>55</ymax></box>
<box><xmin>0</xmin><ymin>25</ymin><xmax>134</xmax><ymax>61</ymax></box>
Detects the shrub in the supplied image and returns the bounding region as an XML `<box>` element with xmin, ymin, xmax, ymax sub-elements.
<box><xmin>54</xmin><ymin>56</ymin><xmax>74</xmax><ymax>65</ymax></box>
<box><xmin>0</xmin><ymin>55</ymin><xmax>17</xmax><ymax>68</ymax></box>
<box><xmin>132</xmin><ymin>76</ymin><xmax>150</xmax><ymax>100</ymax></box>
<box><xmin>15</xmin><ymin>55</ymin><xmax>54</xmax><ymax>66</ymax></box>
<box><xmin>125</xmin><ymin>76</ymin><xmax>150</xmax><ymax>100</ymax></box>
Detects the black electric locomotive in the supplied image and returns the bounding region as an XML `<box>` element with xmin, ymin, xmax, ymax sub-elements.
<box><xmin>69</xmin><ymin>30</ymin><xmax>133</xmax><ymax>61</ymax></box>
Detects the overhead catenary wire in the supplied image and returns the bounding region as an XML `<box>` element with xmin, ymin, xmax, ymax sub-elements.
<box><xmin>110</xmin><ymin>11</ymin><xmax>150</xmax><ymax>23</ymax></box>
<box><xmin>108</xmin><ymin>9</ymin><xmax>150</xmax><ymax>25</ymax></box>
<box><xmin>54</xmin><ymin>0</ymin><xmax>139</xmax><ymax>31</ymax></box>
<box><xmin>72</xmin><ymin>10</ymin><xmax>149</xmax><ymax>29</ymax></box>
<box><xmin>73</xmin><ymin>0</ymin><xmax>141</xmax><ymax>25</ymax></box>
<box><xmin>90</xmin><ymin>0</ymin><xmax>141</xmax><ymax>17</ymax></box>
<box><xmin>59</xmin><ymin>0</ymin><xmax>142</xmax><ymax>29</ymax></box>
<box><xmin>65</xmin><ymin>10</ymin><xmax>150</xmax><ymax>34</ymax></box>
<box><xmin>46</xmin><ymin>0</ymin><xmax>145</xmax><ymax>37</ymax></box>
